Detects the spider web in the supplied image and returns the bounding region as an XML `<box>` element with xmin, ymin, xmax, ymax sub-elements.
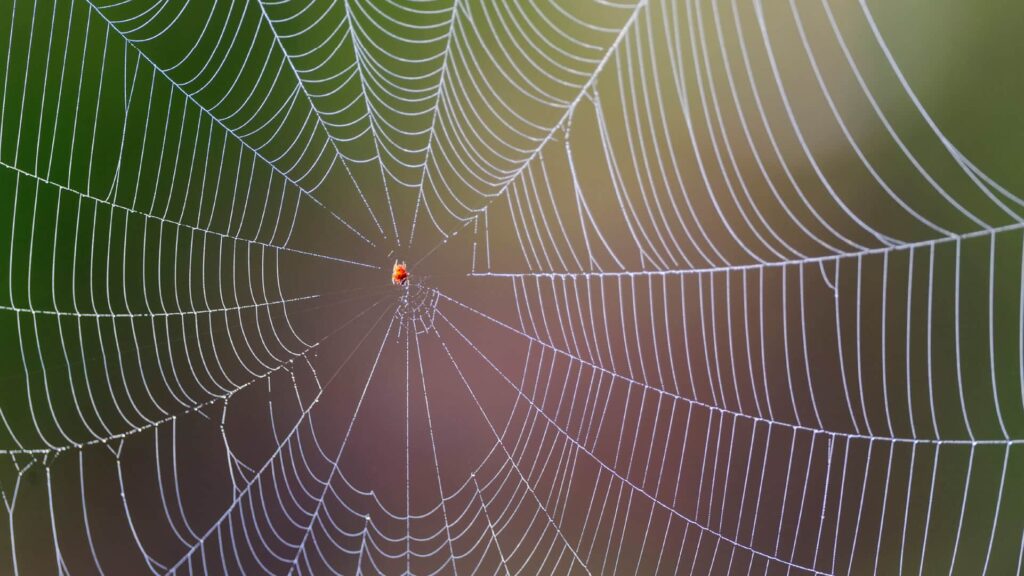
<box><xmin>0</xmin><ymin>0</ymin><xmax>1022</xmax><ymax>574</ymax></box>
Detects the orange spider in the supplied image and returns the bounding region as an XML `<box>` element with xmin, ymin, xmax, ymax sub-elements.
<box><xmin>391</xmin><ymin>260</ymin><xmax>409</xmax><ymax>286</ymax></box>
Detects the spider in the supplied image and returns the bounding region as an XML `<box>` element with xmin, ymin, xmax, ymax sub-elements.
<box><xmin>392</xmin><ymin>260</ymin><xmax>409</xmax><ymax>286</ymax></box>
